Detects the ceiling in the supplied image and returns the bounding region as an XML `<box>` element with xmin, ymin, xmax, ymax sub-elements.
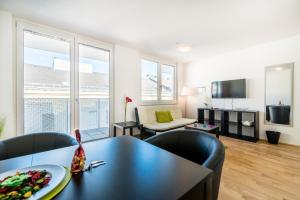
<box><xmin>1</xmin><ymin>0</ymin><xmax>300</xmax><ymax>62</ymax></box>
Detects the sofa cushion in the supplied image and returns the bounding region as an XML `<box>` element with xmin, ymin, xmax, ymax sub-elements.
<box><xmin>168</xmin><ymin>111</ymin><xmax>174</xmax><ymax>121</ymax></box>
<box><xmin>156</xmin><ymin>111</ymin><xmax>173</xmax><ymax>123</ymax></box>
<box><xmin>137</xmin><ymin>105</ymin><xmax>182</xmax><ymax>124</ymax></box>
<box><xmin>143</xmin><ymin>118</ymin><xmax>196</xmax><ymax>131</ymax></box>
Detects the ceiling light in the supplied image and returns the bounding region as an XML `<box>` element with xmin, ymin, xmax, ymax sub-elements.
<box><xmin>176</xmin><ymin>43</ymin><xmax>191</xmax><ymax>52</ymax></box>
<box><xmin>275</xmin><ymin>67</ymin><xmax>283</xmax><ymax>71</ymax></box>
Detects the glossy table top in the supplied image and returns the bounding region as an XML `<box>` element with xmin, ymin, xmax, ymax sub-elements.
<box><xmin>185</xmin><ymin>123</ymin><xmax>219</xmax><ymax>131</ymax></box>
<box><xmin>0</xmin><ymin>136</ymin><xmax>212</xmax><ymax>200</ymax></box>
<box><xmin>113</xmin><ymin>121</ymin><xmax>139</xmax><ymax>128</ymax></box>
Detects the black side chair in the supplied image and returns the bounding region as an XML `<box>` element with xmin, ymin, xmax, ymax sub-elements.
<box><xmin>145</xmin><ymin>130</ymin><xmax>225</xmax><ymax>200</ymax></box>
<box><xmin>0</xmin><ymin>132</ymin><xmax>78</xmax><ymax>160</ymax></box>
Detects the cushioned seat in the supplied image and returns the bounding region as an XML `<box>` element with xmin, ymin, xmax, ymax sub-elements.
<box><xmin>143</xmin><ymin>118</ymin><xmax>197</xmax><ymax>131</ymax></box>
<box><xmin>145</xmin><ymin>130</ymin><xmax>225</xmax><ymax>200</ymax></box>
<box><xmin>135</xmin><ymin>105</ymin><xmax>197</xmax><ymax>136</ymax></box>
<box><xmin>0</xmin><ymin>132</ymin><xmax>78</xmax><ymax>160</ymax></box>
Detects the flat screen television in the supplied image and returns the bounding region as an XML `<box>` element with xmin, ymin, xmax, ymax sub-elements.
<box><xmin>211</xmin><ymin>79</ymin><xmax>246</xmax><ymax>98</ymax></box>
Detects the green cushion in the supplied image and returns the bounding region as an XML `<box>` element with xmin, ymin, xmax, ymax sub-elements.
<box><xmin>156</xmin><ymin>111</ymin><xmax>173</xmax><ymax>123</ymax></box>
<box><xmin>168</xmin><ymin>111</ymin><xmax>174</xmax><ymax>121</ymax></box>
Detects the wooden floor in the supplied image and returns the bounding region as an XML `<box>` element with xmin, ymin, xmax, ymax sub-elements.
<box><xmin>219</xmin><ymin>136</ymin><xmax>300</xmax><ymax>200</ymax></box>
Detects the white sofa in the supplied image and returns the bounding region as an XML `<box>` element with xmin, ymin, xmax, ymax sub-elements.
<box><xmin>135</xmin><ymin>105</ymin><xmax>196</xmax><ymax>135</ymax></box>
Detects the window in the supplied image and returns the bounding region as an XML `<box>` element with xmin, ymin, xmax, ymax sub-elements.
<box><xmin>141</xmin><ymin>59</ymin><xmax>158</xmax><ymax>101</ymax></box>
<box><xmin>18</xmin><ymin>22</ymin><xmax>113</xmax><ymax>142</ymax></box>
<box><xmin>141</xmin><ymin>59</ymin><xmax>176</xmax><ymax>103</ymax></box>
<box><xmin>161</xmin><ymin>65</ymin><xmax>175</xmax><ymax>101</ymax></box>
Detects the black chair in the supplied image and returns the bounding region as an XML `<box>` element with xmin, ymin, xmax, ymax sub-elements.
<box><xmin>0</xmin><ymin>132</ymin><xmax>78</xmax><ymax>160</ymax></box>
<box><xmin>145</xmin><ymin>130</ymin><xmax>225</xmax><ymax>200</ymax></box>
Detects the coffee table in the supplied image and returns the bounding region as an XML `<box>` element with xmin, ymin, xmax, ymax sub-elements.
<box><xmin>185</xmin><ymin>123</ymin><xmax>220</xmax><ymax>138</ymax></box>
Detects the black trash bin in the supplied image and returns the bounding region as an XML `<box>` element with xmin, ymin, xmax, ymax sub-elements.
<box><xmin>266</xmin><ymin>131</ymin><xmax>281</xmax><ymax>144</ymax></box>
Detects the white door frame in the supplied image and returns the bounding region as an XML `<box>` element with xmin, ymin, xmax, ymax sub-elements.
<box><xmin>75</xmin><ymin>36</ymin><xmax>114</xmax><ymax>137</ymax></box>
<box><xmin>16</xmin><ymin>20</ymin><xmax>114</xmax><ymax>137</ymax></box>
<box><xmin>16</xmin><ymin>21</ymin><xmax>75</xmax><ymax>135</ymax></box>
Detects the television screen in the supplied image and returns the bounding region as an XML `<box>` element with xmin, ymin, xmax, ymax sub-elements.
<box><xmin>211</xmin><ymin>79</ymin><xmax>246</xmax><ymax>98</ymax></box>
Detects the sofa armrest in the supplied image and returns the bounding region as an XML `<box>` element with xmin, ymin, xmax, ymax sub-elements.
<box><xmin>135</xmin><ymin>107</ymin><xmax>141</xmax><ymax>126</ymax></box>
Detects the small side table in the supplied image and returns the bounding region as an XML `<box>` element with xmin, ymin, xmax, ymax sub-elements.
<box><xmin>185</xmin><ymin>123</ymin><xmax>220</xmax><ymax>139</ymax></box>
<box><xmin>113</xmin><ymin>121</ymin><xmax>142</xmax><ymax>137</ymax></box>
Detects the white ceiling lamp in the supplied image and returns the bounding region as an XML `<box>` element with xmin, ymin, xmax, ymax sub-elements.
<box><xmin>176</xmin><ymin>43</ymin><xmax>191</xmax><ymax>53</ymax></box>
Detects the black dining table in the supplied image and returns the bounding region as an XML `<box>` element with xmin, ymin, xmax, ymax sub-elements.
<box><xmin>0</xmin><ymin>136</ymin><xmax>213</xmax><ymax>200</ymax></box>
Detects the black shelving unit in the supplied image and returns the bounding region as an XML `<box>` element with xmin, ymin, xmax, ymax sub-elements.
<box><xmin>197</xmin><ymin>108</ymin><xmax>259</xmax><ymax>142</ymax></box>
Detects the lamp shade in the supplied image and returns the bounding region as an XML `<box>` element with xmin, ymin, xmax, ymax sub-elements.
<box><xmin>181</xmin><ymin>86</ymin><xmax>197</xmax><ymax>96</ymax></box>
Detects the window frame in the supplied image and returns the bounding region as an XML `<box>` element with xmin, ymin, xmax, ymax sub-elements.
<box><xmin>161</xmin><ymin>64</ymin><xmax>177</xmax><ymax>101</ymax></box>
<box><xmin>140</xmin><ymin>56</ymin><xmax>177</xmax><ymax>105</ymax></box>
<box><xmin>16</xmin><ymin>20</ymin><xmax>114</xmax><ymax>138</ymax></box>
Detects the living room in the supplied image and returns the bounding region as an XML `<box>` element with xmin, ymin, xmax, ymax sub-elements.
<box><xmin>0</xmin><ymin>0</ymin><xmax>299</xmax><ymax>200</ymax></box>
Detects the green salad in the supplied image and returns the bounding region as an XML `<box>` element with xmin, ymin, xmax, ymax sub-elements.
<box><xmin>0</xmin><ymin>170</ymin><xmax>51</xmax><ymax>200</ymax></box>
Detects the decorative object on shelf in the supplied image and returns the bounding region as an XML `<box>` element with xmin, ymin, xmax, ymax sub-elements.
<box><xmin>71</xmin><ymin>129</ymin><xmax>86</xmax><ymax>174</ymax></box>
<box><xmin>0</xmin><ymin>117</ymin><xmax>5</xmax><ymax>136</ymax></box>
<box><xmin>124</xmin><ymin>96</ymin><xmax>133</xmax><ymax>122</ymax></box>
<box><xmin>266</xmin><ymin>131</ymin><xmax>281</xmax><ymax>144</ymax></box>
<box><xmin>203</xmin><ymin>96</ymin><xmax>212</xmax><ymax>109</ymax></box>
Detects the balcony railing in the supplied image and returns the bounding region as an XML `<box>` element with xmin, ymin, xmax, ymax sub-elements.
<box><xmin>24</xmin><ymin>98</ymin><xmax>109</xmax><ymax>142</ymax></box>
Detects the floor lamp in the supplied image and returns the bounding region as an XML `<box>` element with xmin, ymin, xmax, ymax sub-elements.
<box><xmin>181</xmin><ymin>86</ymin><xmax>196</xmax><ymax>117</ymax></box>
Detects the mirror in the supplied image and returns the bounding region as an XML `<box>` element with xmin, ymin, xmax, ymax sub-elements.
<box><xmin>265</xmin><ymin>63</ymin><xmax>294</xmax><ymax>126</ymax></box>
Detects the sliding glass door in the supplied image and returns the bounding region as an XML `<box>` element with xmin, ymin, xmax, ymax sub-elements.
<box><xmin>18</xmin><ymin>22</ymin><xmax>112</xmax><ymax>142</ymax></box>
<box><xmin>78</xmin><ymin>44</ymin><xmax>110</xmax><ymax>141</ymax></box>
<box><xmin>23</xmin><ymin>31</ymin><xmax>72</xmax><ymax>134</ymax></box>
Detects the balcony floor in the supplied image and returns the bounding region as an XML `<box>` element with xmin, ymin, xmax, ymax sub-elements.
<box><xmin>81</xmin><ymin>127</ymin><xmax>109</xmax><ymax>142</ymax></box>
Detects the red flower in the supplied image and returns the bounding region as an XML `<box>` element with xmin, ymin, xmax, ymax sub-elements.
<box><xmin>125</xmin><ymin>96</ymin><xmax>133</xmax><ymax>103</ymax></box>
<box><xmin>124</xmin><ymin>96</ymin><xmax>132</xmax><ymax>122</ymax></box>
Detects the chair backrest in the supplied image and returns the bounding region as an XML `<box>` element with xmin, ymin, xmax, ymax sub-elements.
<box><xmin>145</xmin><ymin>130</ymin><xmax>225</xmax><ymax>200</ymax></box>
<box><xmin>136</xmin><ymin>105</ymin><xmax>182</xmax><ymax>124</ymax></box>
<box><xmin>0</xmin><ymin>132</ymin><xmax>78</xmax><ymax>160</ymax></box>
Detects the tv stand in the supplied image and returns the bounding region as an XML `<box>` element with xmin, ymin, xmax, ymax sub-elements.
<box><xmin>197</xmin><ymin>108</ymin><xmax>259</xmax><ymax>142</ymax></box>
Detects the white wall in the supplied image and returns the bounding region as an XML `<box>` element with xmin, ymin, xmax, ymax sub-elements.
<box><xmin>113</xmin><ymin>45</ymin><xmax>184</xmax><ymax>136</ymax></box>
<box><xmin>114</xmin><ymin>45</ymin><xmax>141</xmax><ymax>123</ymax></box>
<box><xmin>0</xmin><ymin>10</ymin><xmax>16</xmax><ymax>139</ymax></box>
<box><xmin>184</xmin><ymin>36</ymin><xmax>300</xmax><ymax>146</ymax></box>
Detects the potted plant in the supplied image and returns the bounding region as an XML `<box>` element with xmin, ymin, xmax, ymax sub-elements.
<box><xmin>124</xmin><ymin>96</ymin><xmax>133</xmax><ymax>122</ymax></box>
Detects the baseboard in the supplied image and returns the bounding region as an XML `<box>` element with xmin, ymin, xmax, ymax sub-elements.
<box><xmin>259</xmin><ymin>138</ymin><xmax>300</xmax><ymax>147</ymax></box>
